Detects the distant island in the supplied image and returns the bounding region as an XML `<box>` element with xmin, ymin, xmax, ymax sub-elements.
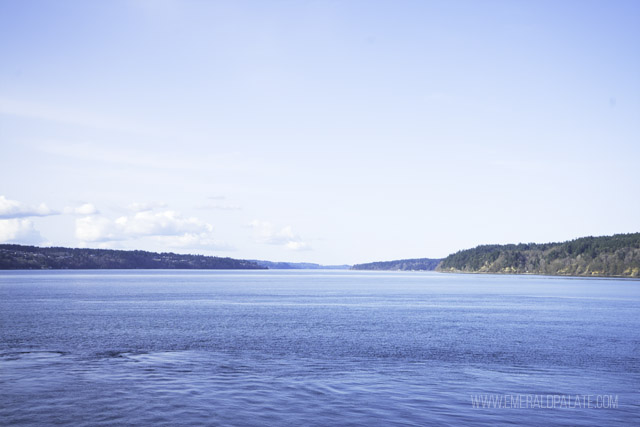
<box><xmin>0</xmin><ymin>244</ymin><xmax>265</xmax><ymax>270</ymax></box>
<box><xmin>351</xmin><ymin>258</ymin><xmax>442</xmax><ymax>271</ymax></box>
<box><xmin>437</xmin><ymin>233</ymin><xmax>640</xmax><ymax>278</ymax></box>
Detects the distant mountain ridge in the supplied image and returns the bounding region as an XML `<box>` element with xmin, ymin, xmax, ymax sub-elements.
<box><xmin>251</xmin><ymin>260</ymin><xmax>350</xmax><ymax>270</ymax></box>
<box><xmin>0</xmin><ymin>244</ymin><xmax>265</xmax><ymax>270</ymax></box>
<box><xmin>351</xmin><ymin>258</ymin><xmax>442</xmax><ymax>271</ymax></box>
<box><xmin>437</xmin><ymin>233</ymin><xmax>640</xmax><ymax>278</ymax></box>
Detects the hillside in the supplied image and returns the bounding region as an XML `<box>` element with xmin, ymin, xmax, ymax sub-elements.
<box><xmin>351</xmin><ymin>258</ymin><xmax>442</xmax><ymax>271</ymax></box>
<box><xmin>0</xmin><ymin>244</ymin><xmax>265</xmax><ymax>270</ymax></box>
<box><xmin>437</xmin><ymin>233</ymin><xmax>640</xmax><ymax>277</ymax></box>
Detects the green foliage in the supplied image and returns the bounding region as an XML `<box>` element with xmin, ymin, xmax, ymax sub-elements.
<box><xmin>437</xmin><ymin>233</ymin><xmax>640</xmax><ymax>278</ymax></box>
<box><xmin>0</xmin><ymin>244</ymin><xmax>266</xmax><ymax>270</ymax></box>
<box><xmin>351</xmin><ymin>258</ymin><xmax>442</xmax><ymax>271</ymax></box>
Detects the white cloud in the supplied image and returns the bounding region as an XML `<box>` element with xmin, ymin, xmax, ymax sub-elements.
<box><xmin>249</xmin><ymin>220</ymin><xmax>311</xmax><ymax>251</ymax></box>
<box><xmin>286</xmin><ymin>241</ymin><xmax>311</xmax><ymax>251</ymax></box>
<box><xmin>197</xmin><ymin>203</ymin><xmax>242</xmax><ymax>211</ymax></box>
<box><xmin>75</xmin><ymin>216</ymin><xmax>120</xmax><ymax>242</ymax></box>
<box><xmin>116</xmin><ymin>210</ymin><xmax>212</xmax><ymax>237</ymax></box>
<box><xmin>198</xmin><ymin>196</ymin><xmax>241</xmax><ymax>211</ymax></box>
<box><xmin>0</xmin><ymin>195</ymin><xmax>57</xmax><ymax>219</ymax></box>
<box><xmin>128</xmin><ymin>201</ymin><xmax>168</xmax><ymax>212</ymax></box>
<box><xmin>155</xmin><ymin>233</ymin><xmax>232</xmax><ymax>251</ymax></box>
<box><xmin>75</xmin><ymin>209</ymin><xmax>229</xmax><ymax>250</ymax></box>
<box><xmin>0</xmin><ymin>219</ymin><xmax>44</xmax><ymax>244</ymax></box>
<box><xmin>64</xmin><ymin>203</ymin><xmax>99</xmax><ymax>215</ymax></box>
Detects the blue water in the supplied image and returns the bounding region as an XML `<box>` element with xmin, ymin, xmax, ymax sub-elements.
<box><xmin>1</xmin><ymin>270</ymin><xmax>639</xmax><ymax>426</ymax></box>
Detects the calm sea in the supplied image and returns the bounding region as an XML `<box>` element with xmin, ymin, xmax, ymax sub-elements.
<box><xmin>1</xmin><ymin>270</ymin><xmax>638</xmax><ymax>426</ymax></box>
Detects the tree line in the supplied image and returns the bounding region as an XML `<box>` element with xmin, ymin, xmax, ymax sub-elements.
<box><xmin>437</xmin><ymin>233</ymin><xmax>640</xmax><ymax>277</ymax></box>
<box><xmin>0</xmin><ymin>244</ymin><xmax>266</xmax><ymax>270</ymax></box>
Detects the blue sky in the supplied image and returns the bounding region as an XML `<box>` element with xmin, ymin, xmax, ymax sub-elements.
<box><xmin>1</xmin><ymin>0</ymin><xmax>639</xmax><ymax>264</ymax></box>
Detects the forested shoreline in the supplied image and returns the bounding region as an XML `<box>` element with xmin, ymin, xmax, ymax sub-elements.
<box><xmin>0</xmin><ymin>244</ymin><xmax>265</xmax><ymax>270</ymax></box>
<box><xmin>3</xmin><ymin>233</ymin><xmax>640</xmax><ymax>277</ymax></box>
<box><xmin>437</xmin><ymin>233</ymin><xmax>640</xmax><ymax>278</ymax></box>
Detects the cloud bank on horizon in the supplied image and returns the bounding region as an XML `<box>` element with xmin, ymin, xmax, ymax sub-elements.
<box><xmin>0</xmin><ymin>195</ymin><xmax>310</xmax><ymax>256</ymax></box>
<box><xmin>0</xmin><ymin>1</ymin><xmax>639</xmax><ymax>264</ymax></box>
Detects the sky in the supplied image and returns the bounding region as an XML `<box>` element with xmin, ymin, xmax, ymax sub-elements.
<box><xmin>0</xmin><ymin>0</ymin><xmax>639</xmax><ymax>265</ymax></box>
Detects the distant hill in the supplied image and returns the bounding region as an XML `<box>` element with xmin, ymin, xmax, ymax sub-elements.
<box><xmin>437</xmin><ymin>233</ymin><xmax>640</xmax><ymax>278</ymax></box>
<box><xmin>351</xmin><ymin>258</ymin><xmax>442</xmax><ymax>271</ymax></box>
<box><xmin>0</xmin><ymin>244</ymin><xmax>265</xmax><ymax>270</ymax></box>
<box><xmin>252</xmin><ymin>260</ymin><xmax>350</xmax><ymax>270</ymax></box>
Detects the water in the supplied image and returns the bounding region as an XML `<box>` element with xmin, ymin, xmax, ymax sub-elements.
<box><xmin>1</xmin><ymin>270</ymin><xmax>638</xmax><ymax>426</ymax></box>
